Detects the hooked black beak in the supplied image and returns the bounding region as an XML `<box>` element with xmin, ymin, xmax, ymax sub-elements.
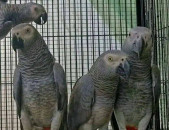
<box><xmin>12</xmin><ymin>35</ymin><xmax>24</xmax><ymax>52</ymax></box>
<box><xmin>133</xmin><ymin>37</ymin><xmax>144</xmax><ymax>59</ymax></box>
<box><xmin>34</xmin><ymin>12</ymin><xmax>48</xmax><ymax>25</ymax></box>
<box><xmin>117</xmin><ymin>59</ymin><xmax>130</xmax><ymax>79</ymax></box>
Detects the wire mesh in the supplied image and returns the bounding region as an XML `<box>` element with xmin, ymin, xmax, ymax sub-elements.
<box><xmin>145</xmin><ymin>0</ymin><xmax>169</xmax><ymax>129</ymax></box>
<box><xmin>0</xmin><ymin>0</ymin><xmax>168</xmax><ymax>130</ymax></box>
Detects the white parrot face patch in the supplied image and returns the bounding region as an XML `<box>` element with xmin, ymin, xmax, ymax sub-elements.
<box><xmin>12</xmin><ymin>24</ymin><xmax>36</xmax><ymax>42</ymax></box>
<box><xmin>126</xmin><ymin>27</ymin><xmax>153</xmax><ymax>50</ymax></box>
<box><xmin>100</xmin><ymin>51</ymin><xmax>130</xmax><ymax>79</ymax></box>
<box><xmin>104</xmin><ymin>53</ymin><xmax>128</xmax><ymax>69</ymax></box>
<box><xmin>12</xmin><ymin>23</ymin><xmax>39</xmax><ymax>51</ymax></box>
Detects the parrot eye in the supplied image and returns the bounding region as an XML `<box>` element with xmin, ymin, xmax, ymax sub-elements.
<box><xmin>129</xmin><ymin>33</ymin><xmax>131</xmax><ymax>36</ymax></box>
<box><xmin>26</xmin><ymin>28</ymin><xmax>30</xmax><ymax>33</ymax></box>
<box><xmin>121</xmin><ymin>58</ymin><xmax>124</xmax><ymax>61</ymax></box>
<box><xmin>108</xmin><ymin>56</ymin><xmax>113</xmax><ymax>62</ymax></box>
<box><xmin>34</xmin><ymin>7</ymin><xmax>38</xmax><ymax>11</ymax></box>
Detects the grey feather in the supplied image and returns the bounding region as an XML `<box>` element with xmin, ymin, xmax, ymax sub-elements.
<box><xmin>12</xmin><ymin>23</ymin><xmax>67</xmax><ymax>129</ymax></box>
<box><xmin>68</xmin><ymin>75</ymin><xmax>95</xmax><ymax>130</ymax></box>
<box><xmin>13</xmin><ymin>66</ymin><xmax>22</xmax><ymax>118</ymax></box>
<box><xmin>53</xmin><ymin>63</ymin><xmax>67</xmax><ymax>111</ymax></box>
<box><xmin>68</xmin><ymin>50</ymin><xmax>130</xmax><ymax>130</ymax></box>
<box><xmin>0</xmin><ymin>2</ymin><xmax>47</xmax><ymax>40</ymax></box>
<box><xmin>151</xmin><ymin>64</ymin><xmax>161</xmax><ymax>113</ymax></box>
<box><xmin>113</xmin><ymin>27</ymin><xmax>160</xmax><ymax>130</ymax></box>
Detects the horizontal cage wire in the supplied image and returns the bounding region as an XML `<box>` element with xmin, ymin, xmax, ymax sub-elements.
<box><xmin>0</xmin><ymin>0</ymin><xmax>168</xmax><ymax>130</ymax></box>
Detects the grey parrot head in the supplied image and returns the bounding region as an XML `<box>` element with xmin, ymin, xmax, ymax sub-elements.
<box><xmin>122</xmin><ymin>27</ymin><xmax>152</xmax><ymax>59</ymax></box>
<box><xmin>12</xmin><ymin>23</ymin><xmax>40</xmax><ymax>52</ymax></box>
<box><xmin>28</xmin><ymin>2</ymin><xmax>48</xmax><ymax>25</ymax></box>
<box><xmin>90</xmin><ymin>50</ymin><xmax>130</xmax><ymax>79</ymax></box>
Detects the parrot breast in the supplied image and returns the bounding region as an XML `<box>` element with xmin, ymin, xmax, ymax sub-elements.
<box><xmin>126</xmin><ymin>125</ymin><xmax>138</xmax><ymax>130</ymax></box>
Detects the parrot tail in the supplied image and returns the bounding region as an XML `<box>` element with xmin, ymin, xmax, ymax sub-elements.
<box><xmin>126</xmin><ymin>126</ymin><xmax>138</xmax><ymax>130</ymax></box>
<box><xmin>43</xmin><ymin>127</ymin><xmax>50</xmax><ymax>130</ymax></box>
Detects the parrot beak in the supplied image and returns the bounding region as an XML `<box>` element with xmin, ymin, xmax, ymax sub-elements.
<box><xmin>34</xmin><ymin>12</ymin><xmax>48</xmax><ymax>25</ymax></box>
<box><xmin>133</xmin><ymin>37</ymin><xmax>144</xmax><ymax>59</ymax></box>
<box><xmin>117</xmin><ymin>59</ymin><xmax>130</xmax><ymax>79</ymax></box>
<box><xmin>12</xmin><ymin>35</ymin><xmax>24</xmax><ymax>52</ymax></box>
<box><xmin>122</xmin><ymin>59</ymin><xmax>130</xmax><ymax>79</ymax></box>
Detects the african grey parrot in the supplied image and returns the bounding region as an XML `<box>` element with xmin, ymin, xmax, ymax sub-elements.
<box><xmin>112</xmin><ymin>27</ymin><xmax>161</xmax><ymax>130</ymax></box>
<box><xmin>68</xmin><ymin>50</ymin><xmax>130</xmax><ymax>130</ymax></box>
<box><xmin>0</xmin><ymin>2</ymin><xmax>47</xmax><ymax>40</ymax></box>
<box><xmin>12</xmin><ymin>23</ymin><xmax>67</xmax><ymax>130</ymax></box>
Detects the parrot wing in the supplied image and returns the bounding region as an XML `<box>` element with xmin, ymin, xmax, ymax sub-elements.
<box><xmin>13</xmin><ymin>66</ymin><xmax>22</xmax><ymax>118</ymax></box>
<box><xmin>68</xmin><ymin>74</ymin><xmax>95</xmax><ymax>130</ymax></box>
<box><xmin>53</xmin><ymin>63</ymin><xmax>67</xmax><ymax>111</ymax></box>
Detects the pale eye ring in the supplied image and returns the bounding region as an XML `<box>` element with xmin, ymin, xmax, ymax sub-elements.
<box><xmin>34</xmin><ymin>7</ymin><xmax>38</xmax><ymax>11</ymax></box>
<box><xmin>26</xmin><ymin>28</ymin><xmax>30</xmax><ymax>33</ymax></box>
<box><xmin>108</xmin><ymin>56</ymin><xmax>113</xmax><ymax>62</ymax></box>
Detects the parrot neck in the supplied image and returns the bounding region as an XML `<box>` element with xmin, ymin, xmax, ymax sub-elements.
<box><xmin>129</xmin><ymin>56</ymin><xmax>152</xmax><ymax>80</ymax></box>
<box><xmin>89</xmin><ymin>72</ymin><xmax>119</xmax><ymax>97</ymax></box>
<box><xmin>18</xmin><ymin>37</ymin><xmax>55</xmax><ymax>79</ymax></box>
<box><xmin>3</xmin><ymin>4</ymin><xmax>33</xmax><ymax>26</ymax></box>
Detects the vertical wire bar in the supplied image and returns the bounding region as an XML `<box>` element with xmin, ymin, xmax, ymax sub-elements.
<box><xmin>91</xmin><ymin>0</ymin><xmax>95</xmax><ymax>62</ymax></box>
<box><xmin>63</xmin><ymin>0</ymin><xmax>67</xmax><ymax>76</ymax></box>
<box><xmin>155</xmin><ymin>0</ymin><xmax>163</xmax><ymax>128</ymax></box>
<box><xmin>68</xmin><ymin>0</ymin><xmax>73</xmax><ymax>91</ymax></box>
<box><xmin>125</xmin><ymin>0</ymin><xmax>128</xmax><ymax>37</ymax></box>
<box><xmin>130</xmin><ymin>0</ymin><xmax>133</xmax><ymax>28</ymax></box>
<box><xmin>108</xmin><ymin>0</ymin><xmax>111</xmax><ymax>50</ymax></box>
<box><xmin>86</xmin><ymin>0</ymin><xmax>89</xmax><ymax>71</ymax></box>
<box><xmin>114</xmin><ymin>0</ymin><xmax>117</xmax><ymax>49</ymax></box>
<box><xmin>80</xmin><ymin>0</ymin><xmax>84</xmax><ymax>75</ymax></box>
<box><xmin>57</xmin><ymin>0</ymin><xmax>61</xmax><ymax>63</ymax></box>
<box><xmin>52</xmin><ymin>0</ymin><xmax>55</xmax><ymax>56</ymax></box>
<box><xmin>160</xmin><ymin>1</ymin><xmax>166</xmax><ymax>128</ymax></box>
<box><xmin>136</xmin><ymin>0</ymin><xmax>145</xmax><ymax>26</ymax></box>
<box><xmin>46</xmin><ymin>0</ymin><xmax>49</xmax><ymax>46</ymax></box>
<box><xmin>103</xmin><ymin>0</ymin><xmax>106</xmax><ymax>52</ymax></box>
<box><xmin>9</xmin><ymin>33</ymin><xmax>13</xmax><ymax>130</ymax></box>
<box><xmin>96</xmin><ymin>0</ymin><xmax>100</xmax><ymax>56</ymax></box>
<box><xmin>165</xmin><ymin>0</ymin><xmax>169</xmax><ymax>128</ymax></box>
<box><xmin>4</xmin><ymin>38</ymin><xmax>8</xmax><ymax>130</ymax></box>
<box><xmin>74</xmin><ymin>0</ymin><xmax>78</xmax><ymax>80</ymax></box>
<box><xmin>119</xmin><ymin>0</ymin><xmax>122</xmax><ymax>45</ymax></box>
<box><xmin>158</xmin><ymin>0</ymin><xmax>164</xmax><ymax>128</ymax></box>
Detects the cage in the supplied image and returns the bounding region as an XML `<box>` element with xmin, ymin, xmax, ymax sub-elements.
<box><xmin>0</xmin><ymin>0</ymin><xmax>168</xmax><ymax>130</ymax></box>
